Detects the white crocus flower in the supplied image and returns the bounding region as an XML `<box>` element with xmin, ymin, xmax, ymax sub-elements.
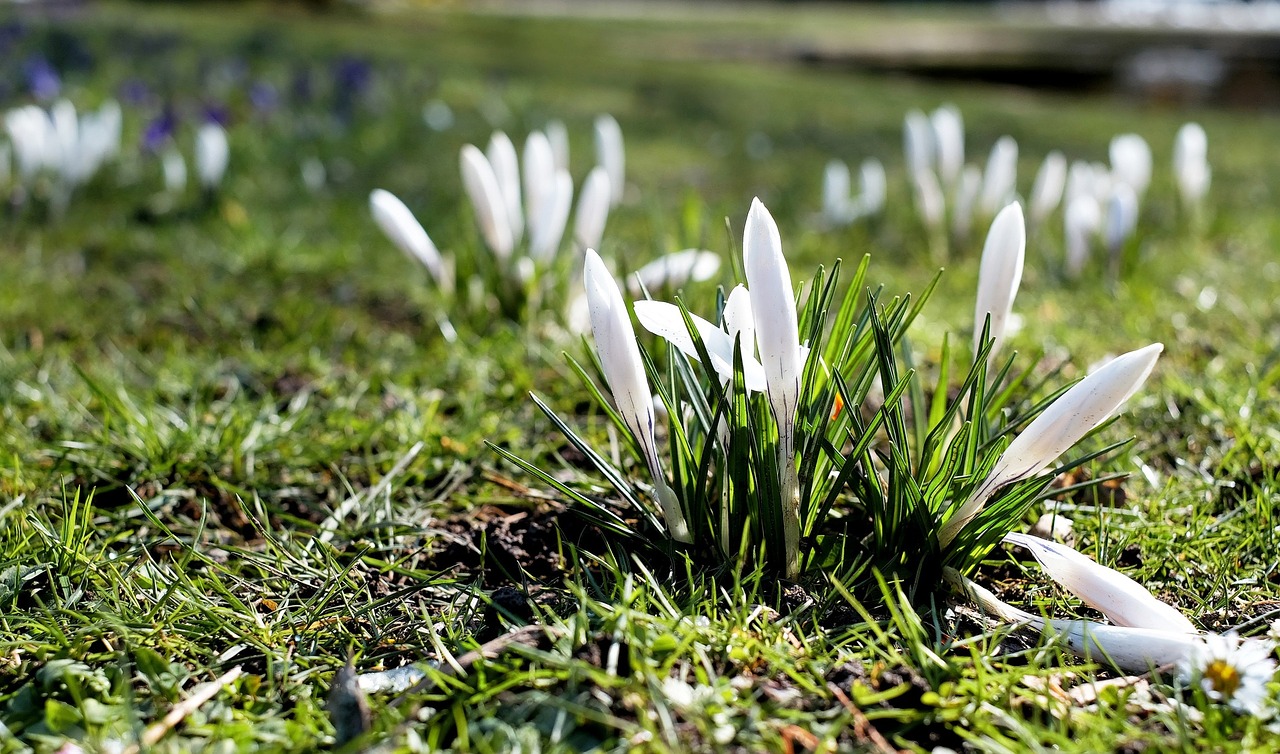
<box><xmin>195</xmin><ymin>122</ymin><xmax>229</xmax><ymax>190</ymax></box>
<box><xmin>931</xmin><ymin>103</ymin><xmax>965</xmax><ymax>189</ymax></box>
<box><xmin>633</xmin><ymin>301</ymin><xmax>768</xmax><ymax>393</ymax></box>
<box><xmin>821</xmin><ymin>159</ymin><xmax>853</xmax><ymax>226</ymax></box>
<box><xmin>161</xmin><ymin>146</ymin><xmax>187</xmax><ymax>195</ymax></box>
<box><xmin>972</xmin><ymin>203</ymin><xmax>1026</xmax><ymax>363</ymax></box>
<box><xmin>913</xmin><ymin>167</ymin><xmax>946</xmax><ymax>233</ymax></box>
<box><xmin>946</xmin><ymin>568</ymin><xmax>1202</xmax><ymax>674</ymax></box>
<box><xmin>528</xmin><ymin>169</ymin><xmax>573</xmax><ymax>263</ymax></box>
<box><xmin>486</xmin><ymin>131</ymin><xmax>523</xmax><ymax>244</ymax></box>
<box><xmin>584</xmin><ymin>249</ymin><xmax>689</xmax><ymax>542</ymax></box>
<box><xmin>593</xmin><ymin>114</ymin><xmax>625</xmax><ymax>206</ymax></box>
<box><xmin>950</xmin><ymin>164</ymin><xmax>983</xmax><ymax>241</ymax></box>
<box><xmin>1173</xmin><ymin>122</ymin><xmax>1210</xmax><ymax>209</ymax></box>
<box><xmin>459</xmin><ymin>143</ymin><xmax>514</xmax><ymax>261</ymax></box>
<box><xmin>979</xmin><ymin>136</ymin><xmax>1018</xmax><ymax>217</ymax></box>
<box><xmin>1109</xmin><ymin>133</ymin><xmax>1152</xmax><ymax>196</ymax></box>
<box><xmin>627</xmin><ymin>249</ymin><xmax>721</xmax><ymax>294</ymax></box>
<box><xmin>1104</xmin><ymin>182</ymin><xmax>1139</xmax><ymax>256</ymax></box>
<box><xmin>939</xmin><ymin>343</ymin><xmax>1162</xmax><ymax>548</ymax></box>
<box><xmin>743</xmin><ymin>197</ymin><xmax>804</xmax><ymax>577</ymax></box>
<box><xmin>522</xmin><ymin>131</ymin><xmax>555</xmax><ymax>233</ymax></box>
<box><xmin>858</xmin><ymin>158</ymin><xmax>887</xmax><ymax>216</ymax></box>
<box><xmin>903</xmin><ymin>109</ymin><xmax>935</xmax><ymax>180</ymax></box>
<box><xmin>573</xmin><ymin>166</ymin><xmax>611</xmax><ymax>251</ymax></box>
<box><xmin>1004</xmin><ymin>533</ymin><xmax>1197</xmax><ymax>633</ymax></box>
<box><xmin>1063</xmin><ymin>194</ymin><xmax>1101</xmax><ymax>279</ymax></box>
<box><xmin>1029</xmin><ymin>151</ymin><xmax>1067</xmax><ymax>224</ymax></box>
<box><xmin>545</xmin><ymin>119</ymin><xmax>570</xmax><ymax>173</ymax></box>
<box><xmin>369</xmin><ymin>189</ymin><xmax>447</xmax><ymax>286</ymax></box>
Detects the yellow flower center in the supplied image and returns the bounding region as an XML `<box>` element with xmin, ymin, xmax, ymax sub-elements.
<box><xmin>1204</xmin><ymin>659</ymin><xmax>1242</xmax><ymax>696</ymax></box>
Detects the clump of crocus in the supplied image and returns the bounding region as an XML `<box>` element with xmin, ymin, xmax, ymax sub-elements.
<box><xmin>497</xmin><ymin>197</ymin><xmax>923</xmax><ymax>580</ymax></box>
<box><xmin>370</xmin><ymin>118</ymin><xmax>716</xmax><ymax>330</ymax></box>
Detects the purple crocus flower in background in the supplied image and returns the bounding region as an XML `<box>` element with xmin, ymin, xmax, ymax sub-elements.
<box><xmin>202</xmin><ymin>103</ymin><xmax>231</xmax><ymax>129</ymax></box>
<box><xmin>248</xmin><ymin>80</ymin><xmax>279</xmax><ymax>116</ymax></box>
<box><xmin>23</xmin><ymin>57</ymin><xmax>60</xmax><ymax>102</ymax></box>
<box><xmin>118</xmin><ymin>78</ymin><xmax>153</xmax><ymax>107</ymax></box>
<box><xmin>142</xmin><ymin>108</ymin><xmax>178</xmax><ymax>153</ymax></box>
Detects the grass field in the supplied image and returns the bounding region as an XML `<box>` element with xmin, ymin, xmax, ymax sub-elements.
<box><xmin>3</xmin><ymin>2</ymin><xmax>1280</xmax><ymax>751</ymax></box>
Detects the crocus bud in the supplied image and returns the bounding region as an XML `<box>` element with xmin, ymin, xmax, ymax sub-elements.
<box><xmin>972</xmin><ymin>203</ymin><xmax>1026</xmax><ymax>363</ymax></box>
<box><xmin>931</xmin><ymin>104</ymin><xmax>965</xmax><ymax>188</ymax></box>
<box><xmin>744</xmin><ymin>197</ymin><xmax>803</xmax><ymax>577</ymax></box>
<box><xmin>195</xmin><ymin>121</ymin><xmax>229</xmax><ymax>190</ymax></box>
<box><xmin>460</xmin><ymin>144</ymin><xmax>514</xmax><ymax>260</ymax></box>
<box><xmin>1173</xmin><ymin>123</ymin><xmax>1210</xmax><ymax>208</ymax></box>
<box><xmin>979</xmin><ymin>136</ymin><xmax>1018</xmax><ymax>217</ymax></box>
<box><xmin>369</xmin><ymin>189</ymin><xmax>446</xmax><ymax>286</ymax></box>
<box><xmin>593</xmin><ymin>114</ymin><xmax>625</xmax><ymax>206</ymax></box>
<box><xmin>1029</xmin><ymin>151</ymin><xmax>1067</xmax><ymax>224</ymax></box>
<box><xmin>1110</xmin><ymin>133</ymin><xmax>1152</xmax><ymax>195</ymax></box>
<box><xmin>584</xmin><ymin>249</ymin><xmax>689</xmax><ymax>542</ymax></box>
<box><xmin>486</xmin><ymin>131</ymin><xmax>523</xmax><ymax>245</ymax></box>
<box><xmin>858</xmin><ymin>158</ymin><xmax>887</xmax><ymax>216</ymax></box>
<box><xmin>573</xmin><ymin>166</ymin><xmax>611</xmax><ymax>251</ymax></box>
<box><xmin>903</xmin><ymin>109</ymin><xmax>934</xmax><ymax>180</ymax></box>
<box><xmin>940</xmin><ymin>343</ymin><xmax>1162</xmax><ymax>547</ymax></box>
<box><xmin>821</xmin><ymin>159</ymin><xmax>852</xmax><ymax>226</ymax></box>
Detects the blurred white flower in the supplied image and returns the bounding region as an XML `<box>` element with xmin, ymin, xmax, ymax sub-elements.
<box><xmin>1110</xmin><ymin>133</ymin><xmax>1153</xmax><ymax>195</ymax></box>
<box><xmin>369</xmin><ymin>189</ymin><xmax>447</xmax><ymax>287</ymax></box>
<box><xmin>1173</xmin><ymin>122</ymin><xmax>1210</xmax><ymax>209</ymax></box>
<box><xmin>459</xmin><ymin>143</ymin><xmax>514</xmax><ymax>260</ymax></box>
<box><xmin>1105</xmin><ymin>182</ymin><xmax>1139</xmax><ymax>255</ymax></box>
<box><xmin>903</xmin><ymin>109</ymin><xmax>934</xmax><ymax>180</ymax></box>
<box><xmin>1029</xmin><ymin>151</ymin><xmax>1067</xmax><ymax>224</ymax></box>
<box><xmin>594</xmin><ymin>113</ymin><xmax>625</xmax><ymax>206</ymax></box>
<box><xmin>486</xmin><ymin>131</ymin><xmax>524</xmax><ymax>244</ymax></box>
<box><xmin>573</xmin><ymin>166</ymin><xmax>611</xmax><ymax>251</ymax></box>
<box><xmin>912</xmin><ymin>167</ymin><xmax>946</xmax><ymax>232</ymax></box>
<box><xmin>1064</xmin><ymin>194</ymin><xmax>1102</xmax><ymax>279</ymax></box>
<box><xmin>821</xmin><ymin>158</ymin><xmax>853</xmax><ymax>226</ymax></box>
<box><xmin>931</xmin><ymin>103</ymin><xmax>965</xmax><ymax>188</ymax></box>
<box><xmin>195</xmin><ymin>121</ymin><xmax>229</xmax><ymax>190</ymax></box>
<box><xmin>161</xmin><ymin>146</ymin><xmax>187</xmax><ymax>195</ymax></box>
<box><xmin>979</xmin><ymin>136</ymin><xmax>1018</xmax><ymax>217</ymax></box>
<box><xmin>627</xmin><ymin>249</ymin><xmax>720</xmax><ymax>294</ymax></box>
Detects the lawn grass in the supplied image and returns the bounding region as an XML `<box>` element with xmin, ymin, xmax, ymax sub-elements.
<box><xmin>2</xmin><ymin>2</ymin><xmax>1280</xmax><ymax>751</ymax></box>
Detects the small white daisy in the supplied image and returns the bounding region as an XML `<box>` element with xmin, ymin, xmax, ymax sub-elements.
<box><xmin>1178</xmin><ymin>633</ymin><xmax>1278</xmax><ymax>717</ymax></box>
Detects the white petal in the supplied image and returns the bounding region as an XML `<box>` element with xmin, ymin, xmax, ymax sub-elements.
<box><xmin>913</xmin><ymin>168</ymin><xmax>946</xmax><ymax>230</ymax></box>
<box><xmin>721</xmin><ymin>284</ymin><xmax>755</xmax><ymax>360</ymax></box>
<box><xmin>584</xmin><ymin>249</ymin><xmax>689</xmax><ymax>541</ymax></box>
<box><xmin>980</xmin><ymin>136</ymin><xmax>1018</xmax><ymax>216</ymax></box>
<box><xmin>903</xmin><ymin>109</ymin><xmax>935</xmax><ymax>179</ymax></box>
<box><xmin>931</xmin><ymin>104</ymin><xmax>965</xmax><ymax>187</ymax></box>
<box><xmin>950</xmin><ymin>164</ymin><xmax>983</xmax><ymax>240</ymax></box>
<box><xmin>1105</xmin><ymin>182</ymin><xmax>1139</xmax><ymax>253</ymax></box>
<box><xmin>195</xmin><ymin>122</ymin><xmax>229</xmax><ymax>189</ymax></box>
<box><xmin>633</xmin><ymin>300</ymin><xmax>767</xmax><ymax>393</ymax></box>
<box><xmin>545</xmin><ymin>119</ymin><xmax>570</xmax><ymax>173</ymax></box>
<box><xmin>573</xmin><ymin>166</ymin><xmax>611</xmax><ymax>251</ymax></box>
<box><xmin>1029</xmin><ymin>151</ymin><xmax>1067</xmax><ymax>223</ymax></box>
<box><xmin>1064</xmin><ymin>194</ymin><xmax>1101</xmax><ymax>279</ymax></box>
<box><xmin>459</xmin><ymin>144</ymin><xmax>514</xmax><ymax>259</ymax></box>
<box><xmin>529</xmin><ymin>169</ymin><xmax>573</xmax><ymax>262</ymax></box>
<box><xmin>369</xmin><ymin>189</ymin><xmax>446</xmax><ymax>285</ymax></box>
<box><xmin>821</xmin><ymin>159</ymin><xmax>852</xmax><ymax>225</ymax></box>
<box><xmin>593</xmin><ymin>114</ymin><xmax>625</xmax><ymax>206</ymax></box>
<box><xmin>522</xmin><ymin>130</ymin><xmax>555</xmax><ymax>238</ymax></box>
<box><xmin>486</xmin><ymin>131</ymin><xmax>524</xmax><ymax>244</ymax></box>
<box><xmin>1004</xmin><ymin>533</ymin><xmax>1197</xmax><ymax>633</ymax></box>
<box><xmin>948</xmin><ymin>568</ymin><xmax>1201</xmax><ymax>674</ymax></box>
<box><xmin>162</xmin><ymin>147</ymin><xmax>187</xmax><ymax>194</ymax></box>
<box><xmin>940</xmin><ymin>343</ymin><xmax>1162</xmax><ymax>547</ymax></box>
<box><xmin>858</xmin><ymin>158</ymin><xmax>887</xmax><ymax>215</ymax></box>
<box><xmin>1109</xmin><ymin>133</ymin><xmax>1152</xmax><ymax>195</ymax></box>
<box><xmin>972</xmin><ymin>202</ymin><xmax>1026</xmax><ymax>361</ymax></box>
<box><xmin>627</xmin><ymin>249</ymin><xmax>721</xmax><ymax>293</ymax></box>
